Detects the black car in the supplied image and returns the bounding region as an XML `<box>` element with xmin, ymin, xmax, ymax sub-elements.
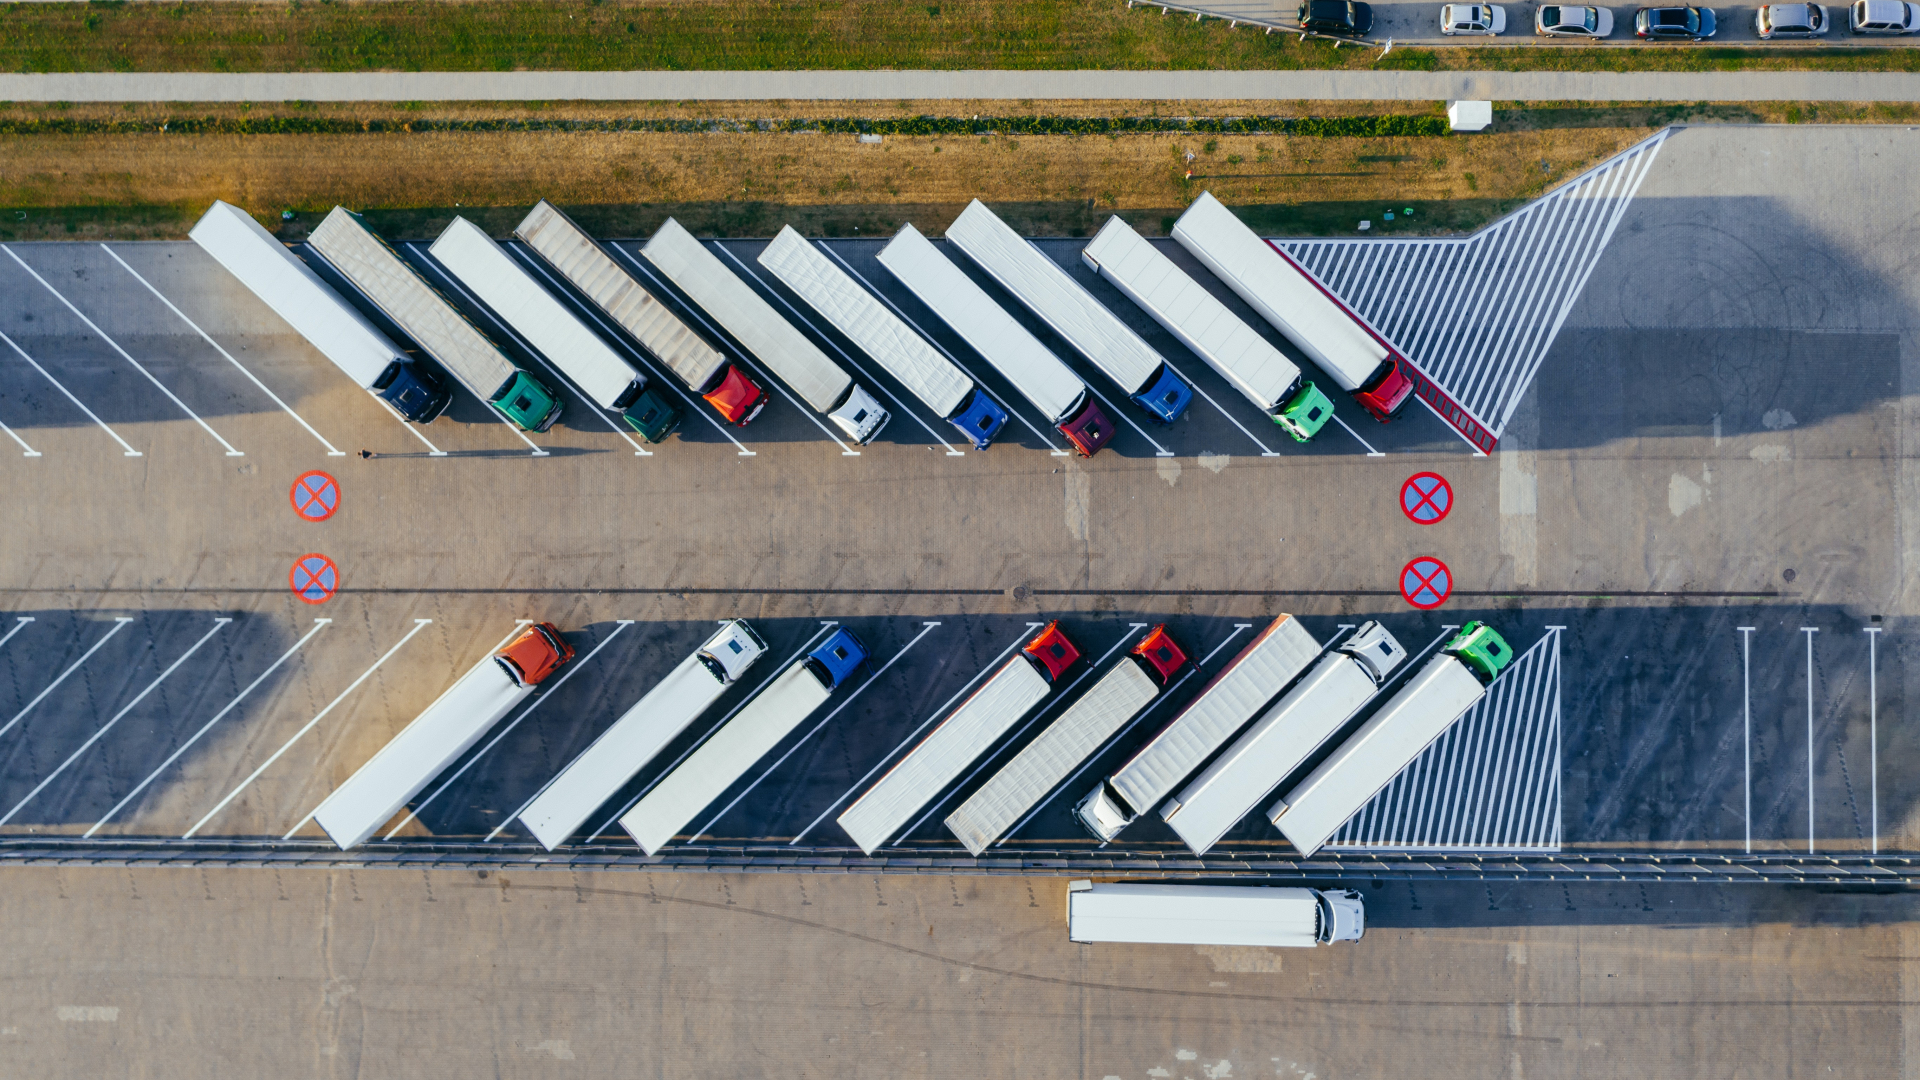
<box><xmin>1634</xmin><ymin>4</ymin><xmax>1717</xmax><ymax>37</ymax></box>
<box><xmin>1298</xmin><ymin>0</ymin><xmax>1375</xmax><ymax>36</ymax></box>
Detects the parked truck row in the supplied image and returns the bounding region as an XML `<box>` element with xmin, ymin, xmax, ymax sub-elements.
<box><xmin>192</xmin><ymin>191</ymin><xmax>1416</xmax><ymax>456</ymax></box>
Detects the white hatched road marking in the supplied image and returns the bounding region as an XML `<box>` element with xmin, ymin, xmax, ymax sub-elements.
<box><xmin>1275</xmin><ymin>130</ymin><xmax>1668</xmax><ymax>451</ymax></box>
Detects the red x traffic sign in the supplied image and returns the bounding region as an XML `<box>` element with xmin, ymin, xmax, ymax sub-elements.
<box><xmin>290</xmin><ymin>471</ymin><xmax>340</xmax><ymax>522</ymax></box>
<box><xmin>290</xmin><ymin>553</ymin><xmax>339</xmax><ymax>605</ymax></box>
<box><xmin>1400</xmin><ymin>557</ymin><xmax>1452</xmax><ymax>609</ymax></box>
<box><xmin>1400</xmin><ymin>472</ymin><xmax>1452</xmax><ymax>525</ymax></box>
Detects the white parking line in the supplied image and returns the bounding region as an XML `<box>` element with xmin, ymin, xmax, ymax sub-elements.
<box><xmin>0</xmin><ymin>616</ymin><xmax>134</xmax><ymax>743</ymax></box>
<box><xmin>3</xmin><ymin>246</ymin><xmax>246</xmax><ymax>456</ymax></box>
<box><xmin>0</xmin><ymin>416</ymin><xmax>39</xmax><ymax>457</ymax></box>
<box><xmin>894</xmin><ymin>623</ymin><xmax>1144</xmax><ymax>846</ymax></box>
<box><xmin>376</xmin><ymin>397</ymin><xmax>450</xmax><ymax>456</ymax></box>
<box><xmin>386</xmin><ymin>620</ymin><xmax>635</xmax><ymax>841</ymax></box>
<box><xmin>1158</xmin><ymin>355</ymin><xmax>1281</xmax><ymax>457</ymax></box>
<box><xmin>0</xmin><ymin>618</ymin><xmax>32</xmax><ymax>652</ymax></box>
<box><xmin>402</xmin><ymin>254</ymin><xmax>548</xmax><ymax>458</ymax></box>
<box><xmin>584</xmin><ymin>622</ymin><xmax>840</xmax><ymax>845</ymax></box>
<box><xmin>86</xmin><ymin>617</ymin><xmax>331</xmax><ymax>837</ymax></box>
<box><xmin>525</xmin><ymin>243</ymin><xmax>755</xmax><ymax>456</ymax></box>
<box><xmin>101</xmin><ymin>245</ymin><xmax>348</xmax><ymax>457</ymax></box>
<box><xmin>0</xmin><ymin>328</ymin><xmax>142</xmax><ymax>456</ymax></box>
<box><xmin>1866</xmin><ymin>625</ymin><xmax>1882</xmax><ymax>855</ymax></box>
<box><xmin>817</xmin><ymin>244</ymin><xmax>1070</xmax><ymax>457</ymax></box>
<box><xmin>1330</xmin><ymin>412</ymin><xmax>1386</xmax><ymax>456</ymax></box>
<box><xmin>999</xmin><ymin>620</ymin><xmax>1253</xmax><ymax>843</ymax></box>
<box><xmin>184</xmin><ymin>618</ymin><xmax>431</xmax><ymax>840</ymax></box>
<box><xmin>691</xmin><ymin>620</ymin><xmax>941</xmax><ymax>844</ymax></box>
<box><xmin>711</xmin><ymin>244</ymin><xmax>965</xmax><ymax>456</ymax></box>
<box><xmin>792</xmin><ymin>622</ymin><xmax>1042</xmax><ymax>848</ymax></box>
<box><xmin>1802</xmin><ymin>626</ymin><xmax>1818</xmax><ymax>854</ymax></box>
<box><xmin>1737</xmin><ymin>624</ymin><xmax>1754</xmax><ymax>854</ymax></box>
<box><xmin>0</xmin><ymin>617</ymin><xmax>231</xmax><ymax>827</ymax></box>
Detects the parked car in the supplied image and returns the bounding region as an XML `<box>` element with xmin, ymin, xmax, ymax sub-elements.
<box><xmin>1298</xmin><ymin>0</ymin><xmax>1374</xmax><ymax>35</ymax></box>
<box><xmin>1756</xmin><ymin>2</ymin><xmax>1829</xmax><ymax>33</ymax></box>
<box><xmin>1850</xmin><ymin>0</ymin><xmax>1919</xmax><ymax>31</ymax></box>
<box><xmin>1635</xmin><ymin>4</ymin><xmax>1717</xmax><ymax>37</ymax></box>
<box><xmin>1441</xmin><ymin>3</ymin><xmax>1508</xmax><ymax>32</ymax></box>
<box><xmin>1536</xmin><ymin>4</ymin><xmax>1616</xmax><ymax>35</ymax></box>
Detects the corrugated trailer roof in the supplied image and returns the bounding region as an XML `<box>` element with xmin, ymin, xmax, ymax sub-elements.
<box><xmin>639</xmin><ymin>218</ymin><xmax>853</xmax><ymax>413</ymax></box>
<box><xmin>1068</xmin><ymin>883</ymin><xmax>1321</xmax><ymax>947</ymax></box>
<box><xmin>189</xmin><ymin>201</ymin><xmax>408</xmax><ymax>388</ymax></box>
<box><xmin>878</xmin><ymin>223</ymin><xmax>1087</xmax><ymax>425</ymax></box>
<box><xmin>308</xmin><ymin>206</ymin><xmax>520</xmax><ymax>399</ymax></box>
<box><xmin>757</xmin><ymin>226</ymin><xmax>973</xmax><ymax>418</ymax></box>
<box><xmin>515</xmin><ymin>200</ymin><xmax>729</xmax><ymax>392</ymax></box>
<box><xmin>1082</xmin><ymin>215</ymin><xmax>1303</xmax><ymax>413</ymax></box>
<box><xmin>943</xmin><ymin>199</ymin><xmax>1163</xmax><ymax>393</ymax></box>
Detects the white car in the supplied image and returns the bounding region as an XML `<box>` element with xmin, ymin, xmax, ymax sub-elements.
<box><xmin>1850</xmin><ymin>0</ymin><xmax>1920</xmax><ymax>31</ymax></box>
<box><xmin>1535</xmin><ymin>3</ymin><xmax>1616</xmax><ymax>34</ymax></box>
<box><xmin>1756</xmin><ymin>2</ymin><xmax>1829</xmax><ymax>34</ymax></box>
<box><xmin>1441</xmin><ymin>3</ymin><xmax>1507</xmax><ymax>32</ymax></box>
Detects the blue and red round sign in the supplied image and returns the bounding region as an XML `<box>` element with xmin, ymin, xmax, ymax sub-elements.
<box><xmin>291</xmin><ymin>471</ymin><xmax>340</xmax><ymax>522</ymax></box>
<box><xmin>1400</xmin><ymin>472</ymin><xmax>1452</xmax><ymax>524</ymax></box>
<box><xmin>290</xmin><ymin>553</ymin><xmax>339</xmax><ymax>605</ymax></box>
<box><xmin>1400</xmin><ymin>557</ymin><xmax>1452</xmax><ymax>609</ymax></box>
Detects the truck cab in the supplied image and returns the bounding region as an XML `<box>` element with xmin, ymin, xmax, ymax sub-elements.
<box><xmin>1059</xmin><ymin>398</ymin><xmax>1116</xmax><ymax>457</ymax></box>
<box><xmin>1273</xmin><ymin>380</ymin><xmax>1336</xmax><ymax>442</ymax></box>
<box><xmin>613</xmin><ymin>382</ymin><xmax>684</xmax><ymax>443</ymax></box>
<box><xmin>1130</xmin><ymin>624</ymin><xmax>1189</xmax><ymax>685</ymax></box>
<box><xmin>804</xmin><ymin>628</ymin><xmax>871</xmax><ymax>690</ymax></box>
<box><xmin>1132</xmin><ymin>365</ymin><xmax>1194</xmax><ymax>424</ymax></box>
<box><xmin>1338</xmin><ymin>621</ymin><xmax>1407</xmax><ymax>684</ymax></box>
<box><xmin>372</xmin><ymin>359</ymin><xmax>453</xmax><ymax>423</ymax></box>
<box><xmin>950</xmin><ymin>389</ymin><xmax>1010</xmax><ymax>450</ymax></box>
<box><xmin>697</xmin><ymin>620</ymin><xmax>769</xmax><ymax>684</ymax></box>
<box><xmin>492</xmin><ymin>369</ymin><xmax>564</xmax><ymax>432</ymax></box>
<box><xmin>1074</xmin><ymin>784</ymin><xmax>1134</xmax><ymax>841</ymax></box>
<box><xmin>1444</xmin><ymin>621</ymin><xmax>1514</xmax><ymax>685</ymax></box>
<box><xmin>703</xmin><ymin>365</ymin><xmax>769</xmax><ymax>426</ymax></box>
<box><xmin>1354</xmin><ymin>356</ymin><xmax>1415</xmax><ymax>422</ymax></box>
<box><xmin>1316</xmin><ymin>889</ymin><xmax>1366</xmax><ymax>943</ymax></box>
<box><xmin>1022</xmin><ymin>622</ymin><xmax>1082</xmax><ymax>682</ymax></box>
<box><xmin>829</xmin><ymin>384</ymin><xmax>891</xmax><ymax>444</ymax></box>
<box><xmin>493</xmin><ymin>622</ymin><xmax>576</xmax><ymax>688</ymax></box>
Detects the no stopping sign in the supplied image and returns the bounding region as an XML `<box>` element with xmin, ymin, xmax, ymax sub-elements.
<box><xmin>1400</xmin><ymin>472</ymin><xmax>1452</xmax><ymax>524</ymax></box>
<box><xmin>1400</xmin><ymin>557</ymin><xmax>1452</xmax><ymax>609</ymax></box>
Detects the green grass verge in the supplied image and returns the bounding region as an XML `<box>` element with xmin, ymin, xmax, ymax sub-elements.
<box><xmin>3</xmin><ymin>1</ymin><xmax>1920</xmax><ymax>74</ymax></box>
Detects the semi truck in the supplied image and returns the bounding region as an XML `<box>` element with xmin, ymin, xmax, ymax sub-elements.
<box><xmin>1075</xmin><ymin>615</ymin><xmax>1321</xmax><ymax>842</ymax></box>
<box><xmin>756</xmin><ymin>226</ymin><xmax>1009</xmax><ymax>450</ymax></box>
<box><xmin>312</xmin><ymin>623</ymin><xmax>575</xmax><ymax>850</ymax></box>
<box><xmin>943</xmin><ymin>199</ymin><xmax>1193</xmax><ymax>424</ymax></box>
<box><xmin>514</xmin><ymin>200</ymin><xmax>768</xmax><ymax>426</ymax></box>
<box><xmin>1170</xmin><ymin>191</ymin><xmax>1415</xmax><ymax>423</ymax></box>
<box><xmin>189</xmin><ymin>201</ymin><xmax>452</xmax><ymax>423</ymax></box>
<box><xmin>638</xmin><ymin>218</ymin><xmax>890</xmax><ymax>445</ymax></box>
<box><xmin>837</xmin><ymin>623</ymin><xmax>1080</xmax><ymax>854</ymax></box>
<box><xmin>1067</xmin><ymin>881</ymin><xmax>1364</xmax><ymax>947</ymax></box>
<box><xmin>518</xmin><ymin>620</ymin><xmax>767</xmax><ymax>851</ymax></box>
<box><xmin>1160</xmin><ymin>622</ymin><xmax>1407</xmax><ymax>856</ymax></box>
<box><xmin>1268</xmin><ymin>621</ymin><xmax>1514</xmax><ymax>857</ymax></box>
<box><xmin>944</xmin><ymin>625</ymin><xmax>1188</xmax><ymax>855</ymax></box>
<box><xmin>619</xmin><ymin>628</ymin><xmax>870</xmax><ymax>855</ymax></box>
<box><xmin>307</xmin><ymin>207</ymin><xmax>563</xmax><ymax>432</ymax></box>
<box><xmin>1080</xmin><ymin>215</ymin><xmax>1336</xmax><ymax>443</ymax></box>
<box><xmin>428</xmin><ymin>217</ymin><xmax>683</xmax><ymax>442</ymax></box>
<box><xmin>877</xmin><ymin>223</ymin><xmax>1115</xmax><ymax>457</ymax></box>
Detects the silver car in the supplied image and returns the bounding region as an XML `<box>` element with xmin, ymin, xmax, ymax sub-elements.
<box><xmin>1757</xmin><ymin>2</ymin><xmax>1829</xmax><ymax>34</ymax></box>
<box><xmin>1536</xmin><ymin>3</ymin><xmax>1616</xmax><ymax>34</ymax></box>
<box><xmin>1441</xmin><ymin>2</ymin><xmax>1508</xmax><ymax>32</ymax></box>
<box><xmin>1851</xmin><ymin>0</ymin><xmax>1920</xmax><ymax>31</ymax></box>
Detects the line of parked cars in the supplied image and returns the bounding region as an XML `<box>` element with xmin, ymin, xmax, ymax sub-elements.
<box><xmin>1297</xmin><ymin>0</ymin><xmax>1916</xmax><ymax>38</ymax></box>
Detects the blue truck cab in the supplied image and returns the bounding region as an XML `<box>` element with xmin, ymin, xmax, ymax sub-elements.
<box><xmin>949</xmin><ymin>389</ymin><xmax>1010</xmax><ymax>450</ymax></box>
<box><xmin>1132</xmin><ymin>364</ymin><xmax>1194</xmax><ymax>423</ymax></box>
<box><xmin>371</xmin><ymin>358</ymin><xmax>453</xmax><ymax>423</ymax></box>
<box><xmin>804</xmin><ymin>628</ymin><xmax>871</xmax><ymax>690</ymax></box>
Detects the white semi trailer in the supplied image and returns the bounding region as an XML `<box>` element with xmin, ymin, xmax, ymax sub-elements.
<box><xmin>944</xmin><ymin>625</ymin><xmax>1188</xmax><ymax>856</ymax></box>
<box><xmin>1269</xmin><ymin>622</ymin><xmax>1515</xmax><ymax>857</ymax></box>
<box><xmin>619</xmin><ymin>628</ymin><xmax>870</xmax><ymax>855</ymax></box>
<box><xmin>1067</xmin><ymin>881</ymin><xmax>1364</xmax><ymax>947</ymax></box>
<box><xmin>189</xmin><ymin>200</ymin><xmax>452</xmax><ymax>423</ymax></box>
<box><xmin>307</xmin><ymin>207</ymin><xmax>564</xmax><ymax>432</ymax></box>
<box><xmin>513</xmin><ymin>201</ymin><xmax>768</xmax><ymax>427</ymax></box>
<box><xmin>1080</xmin><ymin>214</ymin><xmax>1336</xmax><ymax>443</ymax></box>
<box><xmin>518</xmin><ymin>620</ymin><xmax>767</xmax><ymax>851</ymax></box>
<box><xmin>877</xmin><ymin>223</ymin><xmax>1115</xmax><ymax>457</ymax></box>
<box><xmin>1160</xmin><ymin>622</ymin><xmax>1407</xmax><ymax>856</ymax></box>
<box><xmin>836</xmin><ymin>623</ymin><xmax>1080</xmax><ymax>854</ymax></box>
<box><xmin>1075</xmin><ymin>615</ymin><xmax>1320</xmax><ymax>842</ymax></box>
<box><xmin>428</xmin><ymin>216</ymin><xmax>684</xmax><ymax>442</ymax></box>
<box><xmin>1170</xmin><ymin>191</ymin><xmax>1414</xmax><ymax>423</ymax></box>
<box><xmin>756</xmin><ymin>225</ymin><xmax>1009</xmax><ymax>450</ymax></box>
<box><xmin>311</xmin><ymin>623</ymin><xmax>574</xmax><ymax>850</ymax></box>
<box><xmin>943</xmin><ymin>199</ymin><xmax>1193</xmax><ymax>424</ymax></box>
<box><xmin>637</xmin><ymin>217</ymin><xmax>890</xmax><ymax>444</ymax></box>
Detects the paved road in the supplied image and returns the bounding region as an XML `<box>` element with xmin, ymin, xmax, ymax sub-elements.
<box><xmin>1167</xmin><ymin>0</ymin><xmax>1845</xmax><ymax>46</ymax></box>
<box><xmin>2</xmin><ymin>68</ymin><xmax>1920</xmax><ymax>101</ymax></box>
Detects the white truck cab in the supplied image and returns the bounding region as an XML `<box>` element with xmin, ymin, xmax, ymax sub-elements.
<box><xmin>1318</xmin><ymin>889</ymin><xmax>1366</xmax><ymax>942</ymax></box>
<box><xmin>699</xmin><ymin>620</ymin><xmax>767</xmax><ymax>683</ymax></box>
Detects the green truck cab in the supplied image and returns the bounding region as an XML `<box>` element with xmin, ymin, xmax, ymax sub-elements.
<box><xmin>492</xmin><ymin>369</ymin><xmax>564</xmax><ymax>432</ymax></box>
<box><xmin>1272</xmin><ymin>380</ymin><xmax>1337</xmax><ymax>442</ymax></box>
<box><xmin>1444</xmin><ymin>622</ymin><xmax>1514</xmax><ymax>686</ymax></box>
<box><xmin>617</xmin><ymin>383</ymin><xmax>684</xmax><ymax>443</ymax></box>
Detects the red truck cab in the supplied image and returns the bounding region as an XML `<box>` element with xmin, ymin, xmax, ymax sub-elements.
<box><xmin>493</xmin><ymin>622</ymin><xmax>576</xmax><ymax>687</ymax></box>
<box><xmin>1022</xmin><ymin>622</ymin><xmax>1082</xmax><ymax>683</ymax></box>
<box><xmin>1129</xmin><ymin>624</ymin><xmax>1189</xmax><ymax>685</ymax></box>
<box><xmin>1353</xmin><ymin>355</ymin><xmax>1415</xmax><ymax>422</ymax></box>
<box><xmin>704</xmin><ymin>364</ymin><xmax>769</xmax><ymax>426</ymax></box>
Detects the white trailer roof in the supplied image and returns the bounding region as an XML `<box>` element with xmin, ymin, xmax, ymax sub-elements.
<box><xmin>1108</xmin><ymin>616</ymin><xmax>1320</xmax><ymax>820</ymax></box>
<box><xmin>1270</xmin><ymin>653</ymin><xmax>1485</xmax><ymax>857</ymax></box>
<box><xmin>757</xmin><ymin>226</ymin><xmax>972</xmax><ymax>418</ymax></box>
<box><xmin>944</xmin><ymin>658</ymin><xmax>1158</xmax><ymax>856</ymax></box>
<box><xmin>518</xmin><ymin>651</ymin><xmax>727</xmax><ymax>851</ymax></box>
<box><xmin>312</xmin><ymin>656</ymin><xmax>529</xmax><ymax>850</ymax></box>
<box><xmin>619</xmin><ymin>661</ymin><xmax>832</xmax><ymax>855</ymax></box>
<box><xmin>944</xmin><ymin>200</ymin><xmax>1164</xmax><ymax>394</ymax></box>
<box><xmin>1068</xmin><ymin>882</ymin><xmax>1322</xmax><ymax>948</ymax></box>
<box><xmin>1170</xmin><ymin>191</ymin><xmax>1386</xmax><ymax>391</ymax></box>
<box><xmin>307</xmin><ymin>207</ymin><xmax>520</xmax><ymax>400</ymax></box>
<box><xmin>429</xmin><ymin>217</ymin><xmax>640</xmax><ymax>409</ymax></box>
<box><xmin>1082</xmin><ymin>216</ymin><xmax>1302</xmax><ymax>413</ymax></box>
<box><xmin>190</xmin><ymin>201</ymin><xmax>408</xmax><ymax>388</ymax></box>
<box><xmin>838</xmin><ymin>657</ymin><xmax>1051</xmax><ymax>854</ymax></box>
<box><xmin>514</xmin><ymin>201</ymin><xmax>729</xmax><ymax>392</ymax></box>
<box><xmin>878</xmin><ymin>223</ymin><xmax>1087</xmax><ymax>425</ymax></box>
<box><xmin>640</xmin><ymin>218</ymin><xmax>853</xmax><ymax>413</ymax></box>
<box><xmin>1162</xmin><ymin>652</ymin><xmax>1374</xmax><ymax>855</ymax></box>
